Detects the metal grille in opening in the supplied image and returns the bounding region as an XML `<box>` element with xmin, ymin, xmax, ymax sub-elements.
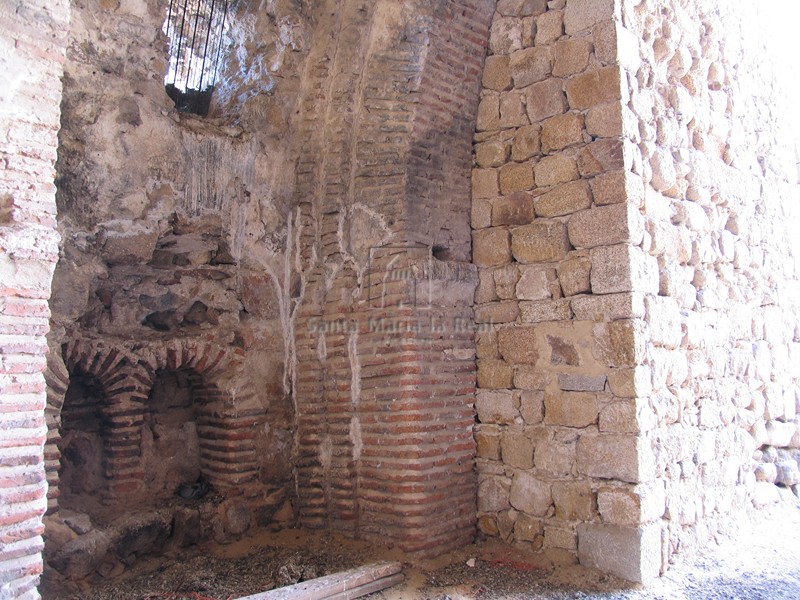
<box><xmin>163</xmin><ymin>0</ymin><xmax>230</xmax><ymax>116</ymax></box>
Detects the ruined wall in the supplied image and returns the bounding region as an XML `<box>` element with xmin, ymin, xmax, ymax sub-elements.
<box><xmin>292</xmin><ymin>0</ymin><xmax>494</xmax><ymax>556</ymax></box>
<box><xmin>624</xmin><ymin>0</ymin><xmax>800</xmax><ymax>571</ymax></box>
<box><xmin>0</xmin><ymin>2</ymin><xmax>70</xmax><ymax>597</ymax></box>
<box><xmin>44</xmin><ymin>0</ymin><xmax>313</xmax><ymax>575</ymax></box>
<box><xmin>472</xmin><ymin>0</ymin><xmax>800</xmax><ymax>583</ymax></box>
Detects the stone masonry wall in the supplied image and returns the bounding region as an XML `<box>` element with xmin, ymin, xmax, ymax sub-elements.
<box><xmin>623</xmin><ymin>0</ymin><xmax>800</xmax><ymax>573</ymax></box>
<box><xmin>0</xmin><ymin>2</ymin><xmax>70</xmax><ymax>598</ymax></box>
<box><xmin>472</xmin><ymin>0</ymin><xmax>656</xmax><ymax>580</ymax></box>
<box><xmin>473</xmin><ymin>0</ymin><xmax>800</xmax><ymax>583</ymax></box>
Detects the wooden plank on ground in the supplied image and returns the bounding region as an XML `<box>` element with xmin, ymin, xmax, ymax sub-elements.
<box><xmin>237</xmin><ymin>561</ymin><xmax>404</xmax><ymax>600</ymax></box>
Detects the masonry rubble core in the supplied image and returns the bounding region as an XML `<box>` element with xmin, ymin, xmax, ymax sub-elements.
<box><xmin>0</xmin><ymin>0</ymin><xmax>799</xmax><ymax>597</ymax></box>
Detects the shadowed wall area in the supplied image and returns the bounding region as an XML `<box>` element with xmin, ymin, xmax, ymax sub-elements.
<box><xmin>0</xmin><ymin>0</ymin><xmax>799</xmax><ymax>597</ymax></box>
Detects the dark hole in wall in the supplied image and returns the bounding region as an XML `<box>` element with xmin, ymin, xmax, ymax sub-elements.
<box><xmin>59</xmin><ymin>375</ymin><xmax>108</xmax><ymax>509</ymax></box>
<box><xmin>165</xmin><ymin>83</ymin><xmax>214</xmax><ymax>117</ymax></box>
<box><xmin>142</xmin><ymin>369</ymin><xmax>202</xmax><ymax>500</ymax></box>
<box><xmin>432</xmin><ymin>245</ymin><xmax>451</xmax><ymax>260</ymax></box>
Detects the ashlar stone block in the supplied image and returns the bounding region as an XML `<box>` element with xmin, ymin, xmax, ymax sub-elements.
<box><xmin>597</xmin><ymin>481</ymin><xmax>666</xmax><ymax>526</ymax></box>
<box><xmin>516</xmin><ymin>265</ymin><xmax>552</xmax><ymax>301</ymax></box>
<box><xmin>510</xmin><ymin>471</ymin><xmax>552</xmax><ymax>517</ymax></box>
<box><xmin>571</xmin><ymin>292</ymin><xmax>646</xmax><ymax>321</ymax></box>
<box><xmin>498</xmin><ymin>325</ymin><xmax>540</xmax><ymax>365</ymax></box>
<box><xmin>490</xmin><ymin>17</ymin><xmax>524</xmax><ymax>55</ymax></box>
<box><xmin>520</xmin><ymin>390</ymin><xmax>545</xmax><ymax>423</ymax></box>
<box><xmin>576</xmin><ymin>432</ymin><xmax>654</xmax><ymax>483</ymax></box>
<box><xmin>509</xmin><ymin>47</ymin><xmax>552</xmax><ymax>88</ymax></box>
<box><xmin>477</xmin><ymin>359</ymin><xmax>515</xmax><ymax>390</ymax></box>
<box><xmin>558</xmin><ymin>373</ymin><xmax>606</xmax><ymax>392</ymax></box>
<box><xmin>557</xmin><ymin>255</ymin><xmax>591</xmax><ymax>296</ymax></box>
<box><xmin>472</xmin><ymin>199</ymin><xmax>492</xmax><ymax>229</ymax></box>
<box><xmin>534</xmin><ymin>10</ymin><xmax>563</xmax><ymax>46</ymax></box>
<box><xmin>478</xmin><ymin>476</ymin><xmax>511</xmax><ymax>512</ymax></box>
<box><xmin>563</xmin><ymin>0</ymin><xmax>618</xmax><ymax>36</ymax></box>
<box><xmin>607</xmin><ymin>366</ymin><xmax>652</xmax><ymax>398</ymax></box>
<box><xmin>534</xmin><ymin>154</ymin><xmax>579</xmax><ymax>188</ymax></box>
<box><xmin>545</xmin><ymin>526</ymin><xmax>577</xmax><ymax>550</ymax></box>
<box><xmin>592</xmin><ymin>319</ymin><xmax>646</xmax><ymax>368</ymax></box>
<box><xmin>492</xmin><ymin>192</ymin><xmax>535</xmax><ymax>226</ymax></box>
<box><xmin>567</xmin><ymin>203</ymin><xmax>645</xmax><ymax>249</ymax></box>
<box><xmin>500</xmin><ymin>91</ymin><xmax>530</xmax><ymax>128</ymax></box>
<box><xmin>512</xmin><ymin>221</ymin><xmax>571</xmax><ymax>263</ymax></box>
<box><xmin>473</xmin><ymin>227</ymin><xmax>510</xmax><ymax>267</ymax></box>
<box><xmin>525</xmin><ymin>78</ymin><xmax>568</xmax><ymax>123</ymax></box>
<box><xmin>578</xmin><ymin>139</ymin><xmax>631</xmax><ymax>177</ymax></box>
<box><xmin>501</xmin><ymin>428</ymin><xmax>536</xmax><ymax>469</ymax></box>
<box><xmin>552</xmin><ymin>480</ymin><xmax>594</xmax><ymax>521</ymax></box>
<box><xmin>475</xmin><ymin>389</ymin><xmax>518</xmax><ymax>424</ymax></box>
<box><xmin>566</xmin><ymin>66</ymin><xmax>622</xmax><ymax>110</ymax></box>
<box><xmin>552</xmin><ymin>38</ymin><xmax>592</xmax><ymax>77</ymax></box>
<box><xmin>577</xmin><ymin>523</ymin><xmax>661</xmax><ymax>583</ymax></box>
<box><xmin>483</xmin><ymin>55</ymin><xmax>512</xmax><ymax>91</ymax></box>
<box><xmin>589</xmin><ymin>244</ymin><xmax>659</xmax><ymax>294</ymax></box>
<box><xmin>476</xmin><ymin>140</ymin><xmax>510</xmax><ymax>168</ymax></box>
<box><xmin>473</xmin><ymin>167</ymin><xmax>499</xmax><ymax>199</ymax></box>
<box><xmin>590</xmin><ymin>170</ymin><xmax>644</xmax><ymax>206</ymax></box>
<box><xmin>541</xmin><ymin>112</ymin><xmax>584</xmax><ymax>153</ymax></box>
<box><xmin>512</xmin><ymin>125</ymin><xmax>542</xmax><ymax>161</ymax></box>
<box><xmin>520</xmin><ymin>299</ymin><xmax>572</xmax><ymax>322</ymax></box>
<box><xmin>515</xmin><ymin>513</ymin><xmax>544</xmax><ymax>543</ymax></box>
<box><xmin>475</xmin><ymin>426</ymin><xmax>502</xmax><ymax>460</ymax></box>
<box><xmin>585</xmin><ymin>102</ymin><xmax>624</xmax><ymax>138</ymax></box>
<box><xmin>475</xmin><ymin>301</ymin><xmax>520</xmax><ymax>324</ymax></box>
<box><xmin>645</xmin><ymin>295</ymin><xmax>682</xmax><ymax>349</ymax></box>
<box><xmin>477</xmin><ymin>95</ymin><xmax>500</xmax><ymax>131</ymax></box>
<box><xmin>544</xmin><ymin>390</ymin><xmax>599</xmax><ymax>428</ymax></box>
<box><xmin>497</xmin><ymin>0</ymin><xmax>549</xmax><ymax>17</ymax></box>
<box><xmin>500</xmin><ymin>161</ymin><xmax>535</xmax><ymax>194</ymax></box>
<box><xmin>534</xmin><ymin>179</ymin><xmax>592</xmax><ymax>218</ymax></box>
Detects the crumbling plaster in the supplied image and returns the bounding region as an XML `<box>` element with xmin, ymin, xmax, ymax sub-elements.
<box><xmin>2</xmin><ymin>0</ymin><xmax>800</xmax><ymax>596</ymax></box>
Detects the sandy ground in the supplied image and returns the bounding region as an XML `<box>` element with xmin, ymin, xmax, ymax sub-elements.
<box><xmin>40</xmin><ymin>498</ymin><xmax>800</xmax><ymax>600</ymax></box>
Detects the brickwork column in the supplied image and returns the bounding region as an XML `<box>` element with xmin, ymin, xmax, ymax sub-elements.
<box><xmin>0</xmin><ymin>1</ymin><xmax>70</xmax><ymax>597</ymax></box>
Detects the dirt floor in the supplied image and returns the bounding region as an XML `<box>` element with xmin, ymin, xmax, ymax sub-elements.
<box><xmin>40</xmin><ymin>499</ymin><xmax>800</xmax><ymax>600</ymax></box>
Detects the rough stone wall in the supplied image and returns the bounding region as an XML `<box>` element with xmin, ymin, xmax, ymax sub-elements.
<box><xmin>292</xmin><ymin>0</ymin><xmax>494</xmax><ymax>556</ymax></box>
<box><xmin>472</xmin><ymin>0</ymin><xmax>654</xmax><ymax>578</ymax></box>
<box><xmin>46</xmin><ymin>0</ymin><xmax>312</xmax><ymax>552</ymax></box>
<box><xmin>472</xmin><ymin>0</ymin><xmax>800</xmax><ymax>583</ymax></box>
<box><xmin>0</xmin><ymin>2</ymin><xmax>70</xmax><ymax>597</ymax></box>
<box><xmin>624</xmin><ymin>0</ymin><xmax>800</xmax><ymax>573</ymax></box>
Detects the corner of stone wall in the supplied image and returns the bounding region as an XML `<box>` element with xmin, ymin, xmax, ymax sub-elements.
<box><xmin>472</xmin><ymin>0</ymin><xmax>664</xmax><ymax>582</ymax></box>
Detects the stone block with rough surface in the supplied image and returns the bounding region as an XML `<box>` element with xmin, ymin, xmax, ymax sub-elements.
<box><xmin>577</xmin><ymin>523</ymin><xmax>661</xmax><ymax>583</ymax></box>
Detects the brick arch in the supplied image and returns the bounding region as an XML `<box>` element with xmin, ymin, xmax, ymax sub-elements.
<box><xmin>45</xmin><ymin>338</ymin><xmax>263</xmax><ymax>508</ymax></box>
<box><xmin>44</xmin><ymin>339</ymin><xmax>148</xmax><ymax>507</ymax></box>
<box><xmin>138</xmin><ymin>340</ymin><xmax>263</xmax><ymax>490</ymax></box>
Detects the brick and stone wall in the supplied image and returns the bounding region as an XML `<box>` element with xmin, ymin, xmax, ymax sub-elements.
<box><xmin>472</xmin><ymin>0</ymin><xmax>800</xmax><ymax>583</ymax></box>
<box><xmin>291</xmin><ymin>0</ymin><xmax>495</xmax><ymax>557</ymax></box>
<box><xmin>0</xmin><ymin>1</ymin><xmax>70</xmax><ymax>597</ymax></box>
<box><xmin>42</xmin><ymin>0</ymin><xmax>309</xmax><ymax>579</ymax></box>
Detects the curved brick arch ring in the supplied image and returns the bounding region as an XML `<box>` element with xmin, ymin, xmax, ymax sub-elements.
<box><xmin>46</xmin><ymin>338</ymin><xmax>263</xmax><ymax>505</ymax></box>
<box><xmin>45</xmin><ymin>338</ymin><xmax>147</xmax><ymax>506</ymax></box>
<box><xmin>138</xmin><ymin>340</ymin><xmax>262</xmax><ymax>489</ymax></box>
